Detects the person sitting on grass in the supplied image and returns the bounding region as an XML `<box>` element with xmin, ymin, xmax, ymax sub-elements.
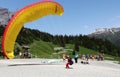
<box><xmin>81</xmin><ymin>61</ymin><xmax>89</xmax><ymax>64</ymax></box>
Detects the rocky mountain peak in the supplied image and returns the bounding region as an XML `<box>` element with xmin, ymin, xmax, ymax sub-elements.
<box><xmin>88</xmin><ymin>27</ymin><xmax>120</xmax><ymax>46</ymax></box>
<box><xmin>91</xmin><ymin>28</ymin><xmax>120</xmax><ymax>35</ymax></box>
<box><xmin>0</xmin><ymin>7</ymin><xmax>14</xmax><ymax>26</ymax></box>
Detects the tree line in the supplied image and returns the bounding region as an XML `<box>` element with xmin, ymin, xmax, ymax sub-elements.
<box><xmin>0</xmin><ymin>26</ymin><xmax>120</xmax><ymax>57</ymax></box>
<box><xmin>53</xmin><ymin>35</ymin><xmax>120</xmax><ymax>57</ymax></box>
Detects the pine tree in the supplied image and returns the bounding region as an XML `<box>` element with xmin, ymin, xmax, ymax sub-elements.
<box><xmin>74</xmin><ymin>42</ymin><xmax>79</xmax><ymax>52</ymax></box>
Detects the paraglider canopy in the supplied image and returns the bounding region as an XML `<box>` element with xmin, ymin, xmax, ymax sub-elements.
<box><xmin>2</xmin><ymin>1</ymin><xmax>64</xmax><ymax>59</ymax></box>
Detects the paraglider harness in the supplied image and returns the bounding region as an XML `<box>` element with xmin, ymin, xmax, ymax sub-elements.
<box><xmin>69</xmin><ymin>58</ymin><xmax>73</xmax><ymax>65</ymax></box>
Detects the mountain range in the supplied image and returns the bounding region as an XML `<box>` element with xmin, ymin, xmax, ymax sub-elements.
<box><xmin>0</xmin><ymin>7</ymin><xmax>14</xmax><ymax>26</ymax></box>
<box><xmin>88</xmin><ymin>28</ymin><xmax>120</xmax><ymax>46</ymax></box>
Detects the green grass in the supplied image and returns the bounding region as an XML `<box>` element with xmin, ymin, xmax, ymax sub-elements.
<box><xmin>66</xmin><ymin>44</ymin><xmax>120</xmax><ymax>62</ymax></box>
<box><xmin>105</xmin><ymin>54</ymin><xmax>120</xmax><ymax>62</ymax></box>
<box><xmin>30</xmin><ymin>40</ymin><xmax>55</xmax><ymax>58</ymax></box>
<box><xmin>66</xmin><ymin>44</ymin><xmax>99</xmax><ymax>55</ymax></box>
<box><xmin>29</xmin><ymin>42</ymin><xmax>120</xmax><ymax>63</ymax></box>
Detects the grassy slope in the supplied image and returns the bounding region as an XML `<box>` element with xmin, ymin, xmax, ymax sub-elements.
<box><xmin>29</xmin><ymin>41</ymin><xmax>120</xmax><ymax>62</ymax></box>
<box><xmin>66</xmin><ymin>44</ymin><xmax>99</xmax><ymax>54</ymax></box>
<box><xmin>30</xmin><ymin>40</ymin><xmax>54</xmax><ymax>58</ymax></box>
<box><xmin>30</xmin><ymin>42</ymin><xmax>100</xmax><ymax>58</ymax></box>
<box><xmin>66</xmin><ymin>44</ymin><xmax>120</xmax><ymax>62</ymax></box>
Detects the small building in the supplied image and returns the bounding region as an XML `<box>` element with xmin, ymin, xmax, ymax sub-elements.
<box><xmin>20</xmin><ymin>45</ymin><xmax>31</xmax><ymax>58</ymax></box>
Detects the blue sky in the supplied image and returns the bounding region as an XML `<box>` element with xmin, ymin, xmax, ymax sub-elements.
<box><xmin>0</xmin><ymin>0</ymin><xmax>120</xmax><ymax>35</ymax></box>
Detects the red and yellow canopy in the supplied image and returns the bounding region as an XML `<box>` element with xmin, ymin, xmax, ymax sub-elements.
<box><xmin>2</xmin><ymin>1</ymin><xmax>64</xmax><ymax>59</ymax></box>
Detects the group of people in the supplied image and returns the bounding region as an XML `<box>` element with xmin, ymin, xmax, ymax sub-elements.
<box><xmin>80</xmin><ymin>53</ymin><xmax>104</xmax><ymax>61</ymax></box>
<box><xmin>63</xmin><ymin>53</ymin><xmax>105</xmax><ymax>69</ymax></box>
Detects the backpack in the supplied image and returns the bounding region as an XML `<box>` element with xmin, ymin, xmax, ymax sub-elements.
<box><xmin>70</xmin><ymin>58</ymin><xmax>73</xmax><ymax>65</ymax></box>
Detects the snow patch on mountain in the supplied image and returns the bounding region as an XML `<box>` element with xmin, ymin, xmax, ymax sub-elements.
<box><xmin>91</xmin><ymin>28</ymin><xmax>120</xmax><ymax>35</ymax></box>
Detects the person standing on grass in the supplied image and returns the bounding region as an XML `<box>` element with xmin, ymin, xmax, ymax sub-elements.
<box><xmin>74</xmin><ymin>53</ymin><xmax>78</xmax><ymax>63</ymax></box>
<box><xmin>85</xmin><ymin>54</ymin><xmax>89</xmax><ymax>61</ymax></box>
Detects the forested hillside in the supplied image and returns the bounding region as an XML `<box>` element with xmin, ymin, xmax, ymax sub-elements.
<box><xmin>88</xmin><ymin>28</ymin><xmax>120</xmax><ymax>46</ymax></box>
<box><xmin>0</xmin><ymin>26</ymin><xmax>120</xmax><ymax>57</ymax></box>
